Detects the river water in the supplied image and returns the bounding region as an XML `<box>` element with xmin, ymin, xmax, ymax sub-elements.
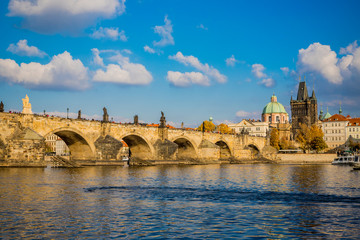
<box><xmin>1</xmin><ymin>164</ymin><xmax>360</xmax><ymax>239</ymax></box>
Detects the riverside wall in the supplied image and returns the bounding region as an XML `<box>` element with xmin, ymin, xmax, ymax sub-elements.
<box><xmin>277</xmin><ymin>153</ymin><xmax>336</xmax><ymax>164</ymax></box>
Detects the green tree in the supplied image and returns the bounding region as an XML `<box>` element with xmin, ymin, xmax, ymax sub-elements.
<box><xmin>310</xmin><ymin>136</ymin><xmax>328</xmax><ymax>153</ymax></box>
<box><xmin>348</xmin><ymin>138</ymin><xmax>360</xmax><ymax>152</ymax></box>
<box><xmin>45</xmin><ymin>144</ymin><xmax>53</xmax><ymax>153</ymax></box>
<box><xmin>270</xmin><ymin>128</ymin><xmax>280</xmax><ymax>150</ymax></box>
<box><xmin>197</xmin><ymin>121</ymin><xmax>216</xmax><ymax>132</ymax></box>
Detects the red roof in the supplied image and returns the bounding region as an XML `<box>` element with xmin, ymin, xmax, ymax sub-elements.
<box><xmin>347</xmin><ymin>118</ymin><xmax>360</xmax><ymax>126</ymax></box>
<box><xmin>322</xmin><ymin>114</ymin><xmax>349</xmax><ymax>122</ymax></box>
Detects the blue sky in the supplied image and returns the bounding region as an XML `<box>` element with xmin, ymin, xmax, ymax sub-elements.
<box><xmin>1</xmin><ymin>0</ymin><xmax>360</xmax><ymax>127</ymax></box>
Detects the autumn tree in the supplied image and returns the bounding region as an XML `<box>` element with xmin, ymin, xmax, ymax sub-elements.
<box><xmin>279</xmin><ymin>137</ymin><xmax>292</xmax><ymax>150</ymax></box>
<box><xmin>296</xmin><ymin>123</ymin><xmax>327</xmax><ymax>152</ymax></box>
<box><xmin>270</xmin><ymin>128</ymin><xmax>280</xmax><ymax>150</ymax></box>
<box><xmin>217</xmin><ymin>123</ymin><xmax>232</xmax><ymax>134</ymax></box>
<box><xmin>197</xmin><ymin>121</ymin><xmax>216</xmax><ymax>132</ymax></box>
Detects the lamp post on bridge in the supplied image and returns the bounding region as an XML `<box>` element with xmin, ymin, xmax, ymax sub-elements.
<box><xmin>67</xmin><ymin>108</ymin><xmax>69</xmax><ymax>119</ymax></box>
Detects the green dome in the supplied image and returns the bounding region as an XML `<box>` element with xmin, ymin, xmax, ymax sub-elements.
<box><xmin>322</xmin><ymin>110</ymin><xmax>332</xmax><ymax>120</ymax></box>
<box><xmin>262</xmin><ymin>94</ymin><xmax>288</xmax><ymax>115</ymax></box>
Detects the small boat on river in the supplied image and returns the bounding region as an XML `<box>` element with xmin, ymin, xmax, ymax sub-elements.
<box><xmin>332</xmin><ymin>154</ymin><xmax>360</xmax><ymax>165</ymax></box>
<box><xmin>353</xmin><ymin>164</ymin><xmax>360</xmax><ymax>170</ymax></box>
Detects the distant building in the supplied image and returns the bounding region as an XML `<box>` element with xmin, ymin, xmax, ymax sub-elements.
<box><xmin>262</xmin><ymin>94</ymin><xmax>291</xmax><ymax>141</ymax></box>
<box><xmin>46</xmin><ymin>133</ymin><xmax>69</xmax><ymax>155</ymax></box>
<box><xmin>262</xmin><ymin>94</ymin><xmax>289</xmax><ymax>124</ymax></box>
<box><xmin>228</xmin><ymin>119</ymin><xmax>269</xmax><ymax>137</ymax></box>
<box><xmin>345</xmin><ymin>118</ymin><xmax>360</xmax><ymax>141</ymax></box>
<box><xmin>56</xmin><ymin>139</ymin><xmax>69</xmax><ymax>155</ymax></box>
<box><xmin>322</xmin><ymin>113</ymin><xmax>350</xmax><ymax>148</ymax></box>
<box><xmin>290</xmin><ymin>80</ymin><xmax>318</xmax><ymax>137</ymax></box>
<box><xmin>319</xmin><ymin>107</ymin><xmax>332</xmax><ymax>121</ymax></box>
<box><xmin>45</xmin><ymin>134</ymin><xmax>57</xmax><ymax>152</ymax></box>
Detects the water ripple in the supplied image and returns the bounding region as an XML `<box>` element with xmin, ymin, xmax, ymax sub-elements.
<box><xmin>84</xmin><ymin>185</ymin><xmax>360</xmax><ymax>205</ymax></box>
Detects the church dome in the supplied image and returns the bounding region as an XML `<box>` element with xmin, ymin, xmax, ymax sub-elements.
<box><xmin>321</xmin><ymin>108</ymin><xmax>332</xmax><ymax>120</ymax></box>
<box><xmin>262</xmin><ymin>94</ymin><xmax>288</xmax><ymax>115</ymax></box>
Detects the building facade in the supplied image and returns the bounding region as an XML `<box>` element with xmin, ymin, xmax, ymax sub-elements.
<box><xmin>345</xmin><ymin>118</ymin><xmax>360</xmax><ymax>141</ymax></box>
<box><xmin>322</xmin><ymin>114</ymin><xmax>349</xmax><ymax>148</ymax></box>
<box><xmin>46</xmin><ymin>133</ymin><xmax>69</xmax><ymax>155</ymax></box>
<box><xmin>56</xmin><ymin>139</ymin><xmax>70</xmax><ymax>155</ymax></box>
<box><xmin>45</xmin><ymin>134</ymin><xmax>58</xmax><ymax>152</ymax></box>
<box><xmin>262</xmin><ymin>94</ymin><xmax>291</xmax><ymax>140</ymax></box>
<box><xmin>262</xmin><ymin>94</ymin><xmax>289</xmax><ymax>124</ymax></box>
<box><xmin>290</xmin><ymin>80</ymin><xmax>318</xmax><ymax>137</ymax></box>
<box><xmin>228</xmin><ymin>119</ymin><xmax>269</xmax><ymax>137</ymax></box>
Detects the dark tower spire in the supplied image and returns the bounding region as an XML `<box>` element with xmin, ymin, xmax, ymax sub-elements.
<box><xmin>311</xmin><ymin>89</ymin><xmax>316</xmax><ymax>100</ymax></box>
<box><xmin>296</xmin><ymin>81</ymin><xmax>309</xmax><ymax>101</ymax></box>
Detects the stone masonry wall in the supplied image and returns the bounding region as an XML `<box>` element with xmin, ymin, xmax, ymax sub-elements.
<box><xmin>3</xmin><ymin>139</ymin><xmax>46</xmax><ymax>166</ymax></box>
<box><xmin>278</xmin><ymin>154</ymin><xmax>336</xmax><ymax>164</ymax></box>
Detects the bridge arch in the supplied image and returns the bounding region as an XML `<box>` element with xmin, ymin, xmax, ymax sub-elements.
<box><xmin>120</xmin><ymin>133</ymin><xmax>154</xmax><ymax>160</ymax></box>
<box><xmin>215</xmin><ymin>140</ymin><xmax>232</xmax><ymax>159</ymax></box>
<box><xmin>44</xmin><ymin>127</ymin><xmax>96</xmax><ymax>160</ymax></box>
<box><xmin>171</xmin><ymin>136</ymin><xmax>198</xmax><ymax>159</ymax></box>
<box><xmin>246</xmin><ymin>143</ymin><xmax>261</xmax><ymax>158</ymax></box>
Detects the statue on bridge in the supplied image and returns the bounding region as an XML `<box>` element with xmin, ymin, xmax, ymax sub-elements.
<box><xmin>77</xmin><ymin>110</ymin><xmax>81</xmax><ymax>120</ymax></box>
<box><xmin>159</xmin><ymin>111</ymin><xmax>166</xmax><ymax>128</ymax></box>
<box><xmin>134</xmin><ymin>115</ymin><xmax>139</xmax><ymax>125</ymax></box>
<box><xmin>0</xmin><ymin>101</ymin><xmax>4</xmax><ymax>112</ymax></box>
<box><xmin>103</xmin><ymin>107</ymin><xmax>109</xmax><ymax>122</ymax></box>
<box><xmin>21</xmin><ymin>95</ymin><xmax>32</xmax><ymax>114</ymax></box>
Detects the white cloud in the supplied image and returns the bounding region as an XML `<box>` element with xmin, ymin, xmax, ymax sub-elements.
<box><xmin>236</xmin><ymin>110</ymin><xmax>259</xmax><ymax>118</ymax></box>
<box><xmin>122</xmin><ymin>49</ymin><xmax>132</xmax><ymax>55</ymax></box>
<box><xmin>259</xmin><ymin>78</ymin><xmax>275</xmax><ymax>88</ymax></box>
<box><xmin>153</xmin><ymin>15</ymin><xmax>174</xmax><ymax>47</ymax></box>
<box><xmin>197</xmin><ymin>24</ymin><xmax>208</xmax><ymax>30</ymax></box>
<box><xmin>91</xmin><ymin>48</ymin><xmax>104</xmax><ymax>66</ymax></box>
<box><xmin>280</xmin><ymin>67</ymin><xmax>289</xmax><ymax>75</ymax></box>
<box><xmin>169</xmin><ymin>51</ymin><xmax>227</xmax><ymax>84</ymax></box>
<box><xmin>350</xmin><ymin>47</ymin><xmax>360</xmax><ymax>73</ymax></box>
<box><xmin>214</xmin><ymin>119</ymin><xmax>234</xmax><ymax>125</ymax></box>
<box><xmin>7</xmin><ymin>0</ymin><xmax>126</xmax><ymax>34</ymax></box>
<box><xmin>0</xmin><ymin>51</ymin><xmax>89</xmax><ymax>90</ymax></box>
<box><xmin>297</xmin><ymin>42</ymin><xmax>342</xmax><ymax>84</ymax></box>
<box><xmin>144</xmin><ymin>45</ymin><xmax>156</xmax><ymax>54</ymax></box>
<box><xmin>166</xmin><ymin>71</ymin><xmax>210</xmax><ymax>87</ymax></box>
<box><xmin>251</xmin><ymin>63</ymin><xmax>275</xmax><ymax>88</ymax></box>
<box><xmin>7</xmin><ymin>39</ymin><xmax>47</xmax><ymax>57</ymax></box>
<box><xmin>226</xmin><ymin>55</ymin><xmax>239</xmax><ymax>67</ymax></box>
<box><xmin>91</xmin><ymin>27</ymin><xmax>127</xmax><ymax>41</ymax></box>
<box><xmin>93</xmin><ymin>51</ymin><xmax>152</xmax><ymax>85</ymax></box>
<box><xmin>251</xmin><ymin>64</ymin><xmax>267</xmax><ymax>78</ymax></box>
<box><xmin>340</xmin><ymin>40</ymin><xmax>358</xmax><ymax>55</ymax></box>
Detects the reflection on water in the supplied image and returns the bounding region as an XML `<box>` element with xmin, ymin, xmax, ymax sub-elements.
<box><xmin>1</xmin><ymin>164</ymin><xmax>360</xmax><ymax>239</ymax></box>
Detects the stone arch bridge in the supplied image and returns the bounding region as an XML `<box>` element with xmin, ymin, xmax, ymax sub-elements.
<box><xmin>0</xmin><ymin>113</ymin><xmax>275</xmax><ymax>165</ymax></box>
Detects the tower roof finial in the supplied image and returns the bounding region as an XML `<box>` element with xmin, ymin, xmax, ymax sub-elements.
<box><xmin>339</xmin><ymin>101</ymin><xmax>342</xmax><ymax>114</ymax></box>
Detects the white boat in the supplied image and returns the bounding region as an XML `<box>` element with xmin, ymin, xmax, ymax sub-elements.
<box><xmin>332</xmin><ymin>155</ymin><xmax>360</xmax><ymax>165</ymax></box>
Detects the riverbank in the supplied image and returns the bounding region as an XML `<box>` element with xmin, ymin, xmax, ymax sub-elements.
<box><xmin>0</xmin><ymin>154</ymin><xmax>336</xmax><ymax>167</ymax></box>
<box><xmin>277</xmin><ymin>153</ymin><xmax>336</xmax><ymax>164</ymax></box>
